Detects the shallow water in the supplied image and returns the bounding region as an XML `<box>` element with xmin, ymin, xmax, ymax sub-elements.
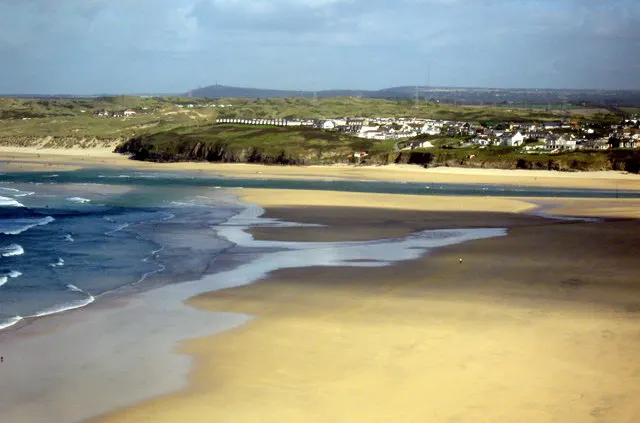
<box><xmin>2</xmin><ymin>168</ymin><xmax>640</xmax><ymax>198</ymax></box>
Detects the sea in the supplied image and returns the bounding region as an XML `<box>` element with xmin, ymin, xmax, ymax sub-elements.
<box><xmin>1</xmin><ymin>168</ymin><xmax>639</xmax><ymax>331</ymax></box>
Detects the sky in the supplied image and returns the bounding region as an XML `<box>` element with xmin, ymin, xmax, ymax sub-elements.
<box><xmin>0</xmin><ymin>0</ymin><xmax>639</xmax><ymax>94</ymax></box>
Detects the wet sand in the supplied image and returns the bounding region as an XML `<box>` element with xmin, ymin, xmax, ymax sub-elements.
<box><xmin>92</xmin><ymin>191</ymin><xmax>640</xmax><ymax>423</ymax></box>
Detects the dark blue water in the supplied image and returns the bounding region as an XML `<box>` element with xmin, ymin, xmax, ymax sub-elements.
<box><xmin>0</xmin><ymin>180</ymin><xmax>239</xmax><ymax>330</ymax></box>
<box><xmin>2</xmin><ymin>168</ymin><xmax>639</xmax><ymax>199</ymax></box>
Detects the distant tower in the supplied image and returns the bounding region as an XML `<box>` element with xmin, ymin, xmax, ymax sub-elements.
<box><xmin>313</xmin><ymin>91</ymin><xmax>318</xmax><ymax>105</ymax></box>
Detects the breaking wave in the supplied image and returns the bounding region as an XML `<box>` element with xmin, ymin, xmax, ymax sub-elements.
<box><xmin>0</xmin><ymin>243</ymin><xmax>24</xmax><ymax>257</ymax></box>
<box><xmin>0</xmin><ymin>216</ymin><xmax>55</xmax><ymax>235</ymax></box>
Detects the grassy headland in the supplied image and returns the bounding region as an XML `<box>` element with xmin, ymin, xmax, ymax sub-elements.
<box><xmin>114</xmin><ymin>124</ymin><xmax>640</xmax><ymax>173</ymax></box>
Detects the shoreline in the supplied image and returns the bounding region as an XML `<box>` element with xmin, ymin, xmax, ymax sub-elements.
<box><xmin>2</xmin><ymin>147</ymin><xmax>640</xmax><ymax>190</ymax></box>
<box><xmin>2</xmin><ymin>182</ymin><xmax>640</xmax><ymax>422</ymax></box>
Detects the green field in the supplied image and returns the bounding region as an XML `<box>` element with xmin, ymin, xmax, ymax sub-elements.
<box><xmin>117</xmin><ymin>124</ymin><xmax>373</xmax><ymax>164</ymax></box>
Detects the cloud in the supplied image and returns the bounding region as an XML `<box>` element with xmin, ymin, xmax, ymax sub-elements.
<box><xmin>0</xmin><ymin>0</ymin><xmax>638</xmax><ymax>93</ymax></box>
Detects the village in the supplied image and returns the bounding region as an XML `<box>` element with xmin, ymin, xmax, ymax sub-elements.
<box><xmin>215</xmin><ymin>115</ymin><xmax>640</xmax><ymax>153</ymax></box>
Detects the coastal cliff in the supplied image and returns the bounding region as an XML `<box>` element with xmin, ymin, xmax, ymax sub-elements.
<box><xmin>114</xmin><ymin>125</ymin><xmax>640</xmax><ymax>173</ymax></box>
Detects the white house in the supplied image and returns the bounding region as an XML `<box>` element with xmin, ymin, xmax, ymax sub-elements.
<box><xmin>123</xmin><ymin>110</ymin><xmax>136</xmax><ymax>116</ymax></box>
<box><xmin>320</xmin><ymin>120</ymin><xmax>336</xmax><ymax>130</ymax></box>
<box><xmin>357</xmin><ymin>126</ymin><xmax>380</xmax><ymax>138</ymax></box>
<box><xmin>503</xmin><ymin>131</ymin><xmax>525</xmax><ymax>147</ymax></box>
<box><xmin>421</xmin><ymin>124</ymin><xmax>440</xmax><ymax>135</ymax></box>
<box><xmin>546</xmin><ymin>136</ymin><xmax>576</xmax><ymax>150</ymax></box>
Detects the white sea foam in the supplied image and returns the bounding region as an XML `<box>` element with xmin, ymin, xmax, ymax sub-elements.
<box><xmin>43</xmin><ymin>174</ymin><xmax>59</xmax><ymax>178</ymax></box>
<box><xmin>66</xmin><ymin>284</ymin><xmax>83</xmax><ymax>293</ymax></box>
<box><xmin>29</xmin><ymin>284</ymin><xmax>95</xmax><ymax>318</ymax></box>
<box><xmin>0</xmin><ymin>315</ymin><xmax>23</xmax><ymax>330</ymax></box>
<box><xmin>105</xmin><ymin>223</ymin><xmax>130</xmax><ymax>236</ymax></box>
<box><xmin>0</xmin><ymin>244</ymin><xmax>24</xmax><ymax>257</ymax></box>
<box><xmin>49</xmin><ymin>258</ymin><xmax>65</xmax><ymax>268</ymax></box>
<box><xmin>0</xmin><ymin>196</ymin><xmax>25</xmax><ymax>207</ymax></box>
<box><xmin>0</xmin><ymin>216</ymin><xmax>55</xmax><ymax>235</ymax></box>
<box><xmin>67</xmin><ymin>197</ymin><xmax>91</xmax><ymax>204</ymax></box>
<box><xmin>8</xmin><ymin>270</ymin><xmax>22</xmax><ymax>278</ymax></box>
<box><xmin>31</xmin><ymin>296</ymin><xmax>95</xmax><ymax>318</ymax></box>
<box><xmin>0</xmin><ymin>187</ymin><xmax>34</xmax><ymax>197</ymax></box>
<box><xmin>63</xmin><ymin>234</ymin><xmax>75</xmax><ymax>242</ymax></box>
<box><xmin>0</xmin><ymin>276</ymin><xmax>7</xmax><ymax>287</ymax></box>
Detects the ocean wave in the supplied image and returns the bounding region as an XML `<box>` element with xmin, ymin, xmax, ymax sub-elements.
<box><xmin>0</xmin><ymin>315</ymin><xmax>23</xmax><ymax>331</ymax></box>
<box><xmin>66</xmin><ymin>284</ymin><xmax>83</xmax><ymax>293</ymax></box>
<box><xmin>63</xmin><ymin>234</ymin><xmax>75</xmax><ymax>242</ymax></box>
<box><xmin>0</xmin><ymin>216</ymin><xmax>55</xmax><ymax>235</ymax></box>
<box><xmin>0</xmin><ymin>269</ymin><xmax>22</xmax><ymax>287</ymax></box>
<box><xmin>0</xmin><ymin>243</ymin><xmax>24</xmax><ymax>257</ymax></box>
<box><xmin>49</xmin><ymin>258</ymin><xmax>65</xmax><ymax>267</ymax></box>
<box><xmin>0</xmin><ymin>187</ymin><xmax>35</xmax><ymax>197</ymax></box>
<box><xmin>43</xmin><ymin>174</ymin><xmax>59</xmax><ymax>178</ymax></box>
<box><xmin>0</xmin><ymin>196</ymin><xmax>25</xmax><ymax>208</ymax></box>
<box><xmin>30</xmin><ymin>285</ymin><xmax>95</xmax><ymax>318</ymax></box>
<box><xmin>67</xmin><ymin>197</ymin><xmax>91</xmax><ymax>204</ymax></box>
<box><xmin>105</xmin><ymin>223</ymin><xmax>130</xmax><ymax>236</ymax></box>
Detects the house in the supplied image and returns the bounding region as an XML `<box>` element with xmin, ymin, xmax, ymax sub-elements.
<box><xmin>546</xmin><ymin>136</ymin><xmax>576</xmax><ymax>150</ymax></box>
<box><xmin>544</xmin><ymin>121</ymin><xmax>563</xmax><ymax>130</ymax></box>
<box><xmin>502</xmin><ymin>131</ymin><xmax>525</xmax><ymax>147</ymax></box>
<box><xmin>421</xmin><ymin>123</ymin><xmax>440</xmax><ymax>136</ymax></box>
<box><xmin>471</xmin><ymin>137</ymin><xmax>490</xmax><ymax>146</ymax></box>
<box><xmin>357</xmin><ymin>126</ymin><xmax>380</xmax><ymax>138</ymax></box>
<box><xmin>609</xmin><ymin>138</ymin><xmax>639</xmax><ymax>149</ymax></box>
<box><xmin>582</xmin><ymin>139</ymin><xmax>610</xmax><ymax>150</ymax></box>
<box><xmin>523</xmin><ymin>142</ymin><xmax>546</xmax><ymax>152</ymax></box>
<box><xmin>123</xmin><ymin>110</ymin><xmax>136</xmax><ymax>116</ymax></box>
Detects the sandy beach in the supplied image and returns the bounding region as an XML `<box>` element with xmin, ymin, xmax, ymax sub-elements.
<box><xmin>2</xmin><ymin>146</ymin><xmax>640</xmax><ymax>190</ymax></box>
<box><xmin>86</xmin><ymin>189</ymin><xmax>640</xmax><ymax>423</ymax></box>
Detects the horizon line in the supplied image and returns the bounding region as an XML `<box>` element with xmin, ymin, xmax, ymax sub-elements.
<box><xmin>2</xmin><ymin>84</ymin><xmax>640</xmax><ymax>98</ymax></box>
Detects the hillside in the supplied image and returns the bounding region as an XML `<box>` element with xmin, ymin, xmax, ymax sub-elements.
<box><xmin>115</xmin><ymin>124</ymin><xmax>370</xmax><ymax>164</ymax></box>
<box><xmin>115</xmin><ymin>123</ymin><xmax>640</xmax><ymax>173</ymax></box>
<box><xmin>188</xmin><ymin>85</ymin><xmax>640</xmax><ymax>107</ymax></box>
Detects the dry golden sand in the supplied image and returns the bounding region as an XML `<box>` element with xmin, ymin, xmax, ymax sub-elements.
<box><xmin>92</xmin><ymin>191</ymin><xmax>640</xmax><ymax>423</ymax></box>
<box><xmin>2</xmin><ymin>147</ymin><xmax>640</xmax><ymax>190</ymax></box>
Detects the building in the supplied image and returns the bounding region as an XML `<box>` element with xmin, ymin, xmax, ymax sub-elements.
<box><xmin>502</xmin><ymin>131</ymin><xmax>525</xmax><ymax>147</ymax></box>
